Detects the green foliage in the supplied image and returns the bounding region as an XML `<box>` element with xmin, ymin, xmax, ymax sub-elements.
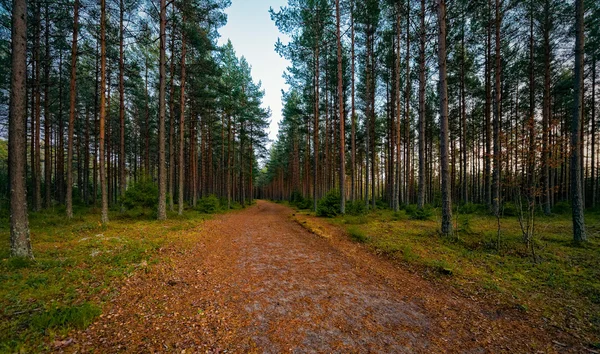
<box><xmin>459</xmin><ymin>203</ymin><xmax>487</xmax><ymax>215</ymax></box>
<box><xmin>502</xmin><ymin>202</ymin><xmax>518</xmax><ymax>217</ymax></box>
<box><xmin>316</xmin><ymin>190</ymin><xmax>341</xmax><ymax>217</ymax></box>
<box><xmin>29</xmin><ymin>303</ymin><xmax>101</xmax><ymax>333</ymax></box>
<box><xmin>121</xmin><ymin>177</ymin><xmax>159</xmax><ymax>210</ymax></box>
<box><xmin>346</xmin><ymin>200</ymin><xmax>366</xmax><ymax>216</ymax></box>
<box><xmin>405</xmin><ymin>204</ymin><xmax>433</xmax><ymax>220</ymax></box>
<box><xmin>553</xmin><ymin>201</ymin><xmax>571</xmax><ymax>214</ymax></box>
<box><xmin>196</xmin><ymin>195</ymin><xmax>221</xmax><ymax>214</ymax></box>
<box><xmin>347</xmin><ymin>226</ymin><xmax>370</xmax><ymax>243</ymax></box>
<box><xmin>6</xmin><ymin>257</ymin><xmax>35</xmax><ymax>270</ymax></box>
<box><xmin>343</xmin><ymin>215</ymin><xmax>369</xmax><ymax>225</ymax></box>
<box><xmin>289</xmin><ymin>190</ymin><xmax>312</xmax><ymax>210</ymax></box>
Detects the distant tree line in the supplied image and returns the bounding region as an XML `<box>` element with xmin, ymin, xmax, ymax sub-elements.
<box><xmin>260</xmin><ymin>0</ymin><xmax>599</xmax><ymax>241</ymax></box>
<box><xmin>3</xmin><ymin>0</ymin><xmax>271</xmax><ymax>258</ymax></box>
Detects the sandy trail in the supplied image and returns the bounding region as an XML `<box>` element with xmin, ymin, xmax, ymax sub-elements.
<box><xmin>65</xmin><ymin>200</ymin><xmax>571</xmax><ymax>353</ymax></box>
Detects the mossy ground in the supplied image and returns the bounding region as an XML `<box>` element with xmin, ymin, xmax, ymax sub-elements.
<box><xmin>296</xmin><ymin>205</ymin><xmax>600</xmax><ymax>346</ymax></box>
<box><xmin>0</xmin><ymin>206</ymin><xmax>212</xmax><ymax>353</ymax></box>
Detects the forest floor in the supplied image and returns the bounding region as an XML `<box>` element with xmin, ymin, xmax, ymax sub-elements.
<box><xmin>45</xmin><ymin>200</ymin><xmax>594</xmax><ymax>353</ymax></box>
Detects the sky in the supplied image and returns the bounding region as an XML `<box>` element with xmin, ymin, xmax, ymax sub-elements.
<box><xmin>217</xmin><ymin>0</ymin><xmax>291</xmax><ymax>147</ymax></box>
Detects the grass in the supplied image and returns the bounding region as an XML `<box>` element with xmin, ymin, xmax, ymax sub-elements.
<box><xmin>323</xmin><ymin>206</ymin><xmax>600</xmax><ymax>343</ymax></box>
<box><xmin>0</xmin><ymin>206</ymin><xmax>211</xmax><ymax>353</ymax></box>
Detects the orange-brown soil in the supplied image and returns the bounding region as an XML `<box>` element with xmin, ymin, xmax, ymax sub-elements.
<box><xmin>61</xmin><ymin>201</ymin><xmax>584</xmax><ymax>353</ymax></box>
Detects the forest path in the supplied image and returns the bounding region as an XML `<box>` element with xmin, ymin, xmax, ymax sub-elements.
<box><xmin>66</xmin><ymin>200</ymin><xmax>566</xmax><ymax>353</ymax></box>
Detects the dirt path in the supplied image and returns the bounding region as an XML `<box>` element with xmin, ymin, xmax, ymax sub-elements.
<box><xmin>65</xmin><ymin>201</ymin><xmax>573</xmax><ymax>353</ymax></box>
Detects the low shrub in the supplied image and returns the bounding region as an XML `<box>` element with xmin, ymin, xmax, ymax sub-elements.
<box><xmin>405</xmin><ymin>204</ymin><xmax>433</xmax><ymax>220</ymax></box>
<box><xmin>345</xmin><ymin>200</ymin><xmax>366</xmax><ymax>215</ymax></box>
<box><xmin>552</xmin><ymin>201</ymin><xmax>571</xmax><ymax>215</ymax></box>
<box><xmin>290</xmin><ymin>190</ymin><xmax>312</xmax><ymax>210</ymax></box>
<box><xmin>316</xmin><ymin>190</ymin><xmax>341</xmax><ymax>217</ymax></box>
<box><xmin>459</xmin><ymin>203</ymin><xmax>486</xmax><ymax>215</ymax></box>
<box><xmin>196</xmin><ymin>195</ymin><xmax>220</xmax><ymax>214</ymax></box>
<box><xmin>121</xmin><ymin>176</ymin><xmax>158</xmax><ymax>210</ymax></box>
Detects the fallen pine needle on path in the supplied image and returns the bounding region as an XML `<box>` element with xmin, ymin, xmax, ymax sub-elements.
<box><xmin>63</xmin><ymin>200</ymin><xmax>577</xmax><ymax>353</ymax></box>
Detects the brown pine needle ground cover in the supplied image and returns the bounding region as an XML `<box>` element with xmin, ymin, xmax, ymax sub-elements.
<box><xmin>3</xmin><ymin>201</ymin><xmax>597</xmax><ymax>352</ymax></box>
<box><xmin>293</xmin><ymin>204</ymin><xmax>600</xmax><ymax>352</ymax></box>
<box><xmin>0</xmin><ymin>207</ymin><xmax>212</xmax><ymax>352</ymax></box>
<box><xmin>50</xmin><ymin>201</ymin><xmax>592</xmax><ymax>353</ymax></box>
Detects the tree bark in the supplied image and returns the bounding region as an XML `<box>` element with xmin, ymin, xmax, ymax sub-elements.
<box><xmin>9</xmin><ymin>0</ymin><xmax>33</xmax><ymax>258</ymax></box>
<box><xmin>178</xmin><ymin>27</ymin><xmax>186</xmax><ymax>215</ymax></box>
<box><xmin>43</xmin><ymin>2</ymin><xmax>51</xmax><ymax>209</ymax></box>
<box><xmin>571</xmin><ymin>0</ymin><xmax>586</xmax><ymax>242</ymax></box>
<box><xmin>437</xmin><ymin>0</ymin><xmax>452</xmax><ymax>236</ymax></box>
<box><xmin>335</xmin><ymin>0</ymin><xmax>345</xmax><ymax>213</ymax></box>
<box><xmin>119</xmin><ymin>0</ymin><xmax>126</xmax><ymax>210</ymax></box>
<box><xmin>66</xmin><ymin>0</ymin><xmax>79</xmax><ymax>219</ymax></box>
<box><xmin>492</xmin><ymin>0</ymin><xmax>502</xmax><ymax>216</ymax></box>
<box><xmin>157</xmin><ymin>0</ymin><xmax>167</xmax><ymax>220</ymax></box>
<box><xmin>417</xmin><ymin>0</ymin><xmax>426</xmax><ymax>209</ymax></box>
<box><xmin>100</xmin><ymin>0</ymin><xmax>109</xmax><ymax>224</ymax></box>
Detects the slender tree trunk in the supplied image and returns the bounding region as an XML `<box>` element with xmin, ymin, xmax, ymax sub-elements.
<box><xmin>571</xmin><ymin>0</ymin><xmax>586</xmax><ymax>242</ymax></box>
<box><xmin>335</xmin><ymin>0</ymin><xmax>345</xmax><ymax>213</ymax></box>
<box><xmin>527</xmin><ymin>4</ymin><xmax>536</xmax><ymax>195</ymax></box>
<box><xmin>168</xmin><ymin>5</ymin><xmax>176</xmax><ymax>212</ymax></box>
<box><xmin>99</xmin><ymin>0</ymin><xmax>108</xmax><ymax>224</ymax></box>
<box><xmin>314</xmin><ymin>44</ymin><xmax>320</xmax><ymax>211</ymax></box>
<box><xmin>542</xmin><ymin>0</ymin><xmax>551</xmax><ymax>214</ymax></box>
<box><xmin>417</xmin><ymin>0</ymin><xmax>426</xmax><ymax>209</ymax></box>
<box><xmin>119</xmin><ymin>0</ymin><xmax>126</xmax><ymax>210</ymax></box>
<box><xmin>460</xmin><ymin>10</ymin><xmax>467</xmax><ymax>204</ymax></box>
<box><xmin>178</xmin><ymin>28</ymin><xmax>186</xmax><ymax>216</ymax></box>
<box><xmin>351</xmin><ymin>1</ymin><xmax>356</xmax><ymax>202</ymax></box>
<box><xmin>492</xmin><ymin>0</ymin><xmax>502</xmax><ymax>216</ymax></box>
<box><xmin>66</xmin><ymin>0</ymin><xmax>79</xmax><ymax>219</ymax></box>
<box><xmin>157</xmin><ymin>0</ymin><xmax>167</xmax><ymax>220</ymax></box>
<box><xmin>43</xmin><ymin>2</ymin><xmax>51</xmax><ymax>209</ymax></box>
<box><xmin>395</xmin><ymin>7</ymin><xmax>401</xmax><ymax>210</ymax></box>
<box><xmin>437</xmin><ymin>0</ymin><xmax>452</xmax><ymax>236</ymax></box>
<box><xmin>32</xmin><ymin>1</ymin><xmax>41</xmax><ymax>212</ymax></box>
<box><xmin>484</xmin><ymin>2</ymin><xmax>492</xmax><ymax>208</ymax></box>
<box><xmin>591</xmin><ymin>59</ymin><xmax>596</xmax><ymax>208</ymax></box>
<box><xmin>9</xmin><ymin>0</ymin><xmax>33</xmax><ymax>258</ymax></box>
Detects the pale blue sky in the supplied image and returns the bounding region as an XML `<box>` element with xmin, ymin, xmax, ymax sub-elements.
<box><xmin>217</xmin><ymin>0</ymin><xmax>291</xmax><ymax>145</ymax></box>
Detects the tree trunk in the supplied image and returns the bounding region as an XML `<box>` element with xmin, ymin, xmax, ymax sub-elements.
<box><xmin>100</xmin><ymin>0</ymin><xmax>108</xmax><ymax>224</ymax></box>
<box><xmin>351</xmin><ymin>0</ymin><xmax>356</xmax><ymax>202</ymax></box>
<box><xmin>492</xmin><ymin>0</ymin><xmax>502</xmax><ymax>216</ymax></box>
<box><xmin>43</xmin><ymin>2</ymin><xmax>51</xmax><ymax>209</ymax></box>
<box><xmin>119</xmin><ymin>0</ymin><xmax>126</xmax><ymax>210</ymax></box>
<box><xmin>32</xmin><ymin>1</ymin><xmax>41</xmax><ymax>212</ymax></box>
<box><xmin>336</xmin><ymin>0</ymin><xmax>345</xmax><ymax>213</ymax></box>
<box><xmin>314</xmin><ymin>44</ymin><xmax>320</xmax><ymax>211</ymax></box>
<box><xmin>571</xmin><ymin>0</ymin><xmax>586</xmax><ymax>242</ymax></box>
<box><xmin>168</xmin><ymin>5</ymin><xmax>176</xmax><ymax>212</ymax></box>
<box><xmin>437</xmin><ymin>0</ymin><xmax>452</xmax><ymax>236</ymax></box>
<box><xmin>157</xmin><ymin>0</ymin><xmax>167</xmax><ymax>220</ymax></box>
<box><xmin>542</xmin><ymin>0</ymin><xmax>551</xmax><ymax>214</ymax></box>
<box><xmin>417</xmin><ymin>0</ymin><xmax>426</xmax><ymax>209</ymax></box>
<box><xmin>9</xmin><ymin>0</ymin><xmax>33</xmax><ymax>258</ymax></box>
<box><xmin>178</xmin><ymin>28</ymin><xmax>186</xmax><ymax>215</ymax></box>
<box><xmin>66</xmin><ymin>0</ymin><xmax>79</xmax><ymax>219</ymax></box>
